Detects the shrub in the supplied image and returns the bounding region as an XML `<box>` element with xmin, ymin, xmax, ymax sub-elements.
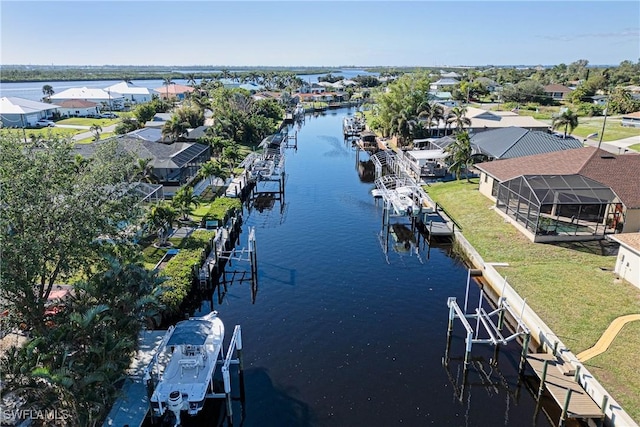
<box><xmin>200</xmin><ymin>197</ymin><xmax>241</xmax><ymax>226</ymax></box>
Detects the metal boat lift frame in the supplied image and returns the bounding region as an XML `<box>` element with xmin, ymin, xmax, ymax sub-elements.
<box><xmin>445</xmin><ymin>269</ymin><xmax>531</xmax><ymax>374</ymax></box>
<box><xmin>144</xmin><ymin>321</ymin><xmax>245</xmax><ymax>426</ymax></box>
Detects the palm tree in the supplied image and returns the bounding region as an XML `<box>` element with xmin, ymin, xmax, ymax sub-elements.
<box><xmin>551</xmin><ymin>109</ymin><xmax>579</xmax><ymax>138</ymax></box>
<box><xmin>90</xmin><ymin>124</ymin><xmax>102</xmax><ymax>141</ymax></box>
<box><xmin>222</xmin><ymin>143</ymin><xmax>242</xmax><ymax>173</ymax></box>
<box><xmin>135</xmin><ymin>158</ymin><xmax>156</xmax><ymax>183</ymax></box>
<box><xmin>445</xmin><ymin>131</ymin><xmax>474</xmax><ymax>182</ymax></box>
<box><xmin>198</xmin><ymin>160</ymin><xmax>228</xmax><ymax>186</ymax></box>
<box><xmin>172</xmin><ymin>186</ymin><xmax>200</xmax><ymax>222</ymax></box>
<box><xmin>391</xmin><ymin>109</ymin><xmax>415</xmax><ymax>148</ymax></box>
<box><xmin>42</xmin><ymin>85</ymin><xmax>54</xmax><ymax>102</ymax></box>
<box><xmin>146</xmin><ymin>203</ymin><xmax>177</xmax><ymax>246</ymax></box>
<box><xmin>185</xmin><ymin>73</ymin><xmax>197</xmax><ymax>87</ymax></box>
<box><xmin>162</xmin><ymin>76</ymin><xmax>174</xmax><ymax>100</ymax></box>
<box><xmin>446</xmin><ymin>106</ymin><xmax>471</xmax><ymax>133</ymax></box>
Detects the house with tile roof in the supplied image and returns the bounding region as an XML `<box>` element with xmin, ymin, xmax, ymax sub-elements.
<box><xmin>543</xmin><ymin>84</ymin><xmax>573</xmax><ymax>101</ymax></box>
<box><xmin>611</xmin><ymin>233</ymin><xmax>640</xmax><ymax>289</ymax></box>
<box><xmin>0</xmin><ymin>97</ymin><xmax>60</xmax><ymax>128</ymax></box>
<box><xmin>57</xmin><ymin>99</ymin><xmax>100</xmax><ymax>118</ymax></box>
<box><xmin>475</xmin><ymin>147</ymin><xmax>640</xmax><ymax>241</ymax></box>
<box><xmin>152</xmin><ymin>84</ymin><xmax>195</xmax><ymax>100</ymax></box>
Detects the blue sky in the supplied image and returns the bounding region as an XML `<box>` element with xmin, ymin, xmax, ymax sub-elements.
<box><xmin>1</xmin><ymin>1</ymin><xmax>638</xmax><ymax>67</ymax></box>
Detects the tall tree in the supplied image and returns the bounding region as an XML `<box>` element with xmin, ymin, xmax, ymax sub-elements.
<box><xmin>90</xmin><ymin>123</ymin><xmax>102</xmax><ymax>141</ymax></box>
<box><xmin>0</xmin><ymin>135</ymin><xmax>142</xmax><ymax>334</ymax></box>
<box><xmin>162</xmin><ymin>76</ymin><xmax>174</xmax><ymax>100</ymax></box>
<box><xmin>445</xmin><ymin>131</ymin><xmax>474</xmax><ymax>182</ymax></box>
<box><xmin>551</xmin><ymin>109</ymin><xmax>579</xmax><ymax>138</ymax></box>
<box><xmin>171</xmin><ymin>186</ymin><xmax>200</xmax><ymax>221</ymax></box>
<box><xmin>42</xmin><ymin>85</ymin><xmax>54</xmax><ymax>102</ymax></box>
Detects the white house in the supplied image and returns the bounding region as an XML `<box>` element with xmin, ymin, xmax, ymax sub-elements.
<box><xmin>0</xmin><ymin>97</ymin><xmax>60</xmax><ymax>128</ymax></box>
<box><xmin>611</xmin><ymin>233</ymin><xmax>640</xmax><ymax>289</ymax></box>
<box><xmin>430</xmin><ymin>78</ymin><xmax>459</xmax><ymax>91</ymax></box>
<box><xmin>50</xmin><ymin>87</ymin><xmax>125</xmax><ymax>111</ymax></box>
<box><xmin>104</xmin><ymin>81</ymin><xmax>155</xmax><ymax>104</ymax></box>
<box><xmin>57</xmin><ymin>99</ymin><xmax>100</xmax><ymax>117</ymax></box>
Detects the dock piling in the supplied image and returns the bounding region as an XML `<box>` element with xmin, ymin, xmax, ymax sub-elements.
<box><xmin>559</xmin><ymin>389</ymin><xmax>573</xmax><ymax>426</ymax></box>
<box><xmin>538</xmin><ymin>360</ymin><xmax>549</xmax><ymax>398</ymax></box>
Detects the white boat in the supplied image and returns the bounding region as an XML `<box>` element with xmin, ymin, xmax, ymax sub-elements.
<box><xmin>145</xmin><ymin>311</ymin><xmax>243</xmax><ymax>426</ymax></box>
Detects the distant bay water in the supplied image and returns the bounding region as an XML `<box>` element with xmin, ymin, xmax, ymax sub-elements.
<box><xmin>0</xmin><ymin>69</ymin><xmax>378</xmax><ymax>102</ymax></box>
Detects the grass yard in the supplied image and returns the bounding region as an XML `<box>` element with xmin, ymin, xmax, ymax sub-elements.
<box><xmin>629</xmin><ymin>143</ymin><xmax>640</xmax><ymax>152</ymax></box>
<box><xmin>1</xmin><ymin>127</ymin><xmax>79</xmax><ymax>139</ymax></box>
<box><xmin>55</xmin><ymin>117</ymin><xmax>118</xmax><ymax>127</ymax></box>
<box><xmin>426</xmin><ymin>179</ymin><xmax>640</xmax><ymax>420</ymax></box>
<box><xmin>573</xmin><ymin>117</ymin><xmax>640</xmax><ymax>141</ymax></box>
<box><xmin>76</xmin><ymin>132</ymin><xmax>115</xmax><ymax>143</ymax></box>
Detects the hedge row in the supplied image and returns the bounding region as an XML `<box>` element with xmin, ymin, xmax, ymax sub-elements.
<box><xmin>200</xmin><ymin>197</ymin><xmax>242</xmax><ymax>226</ymax></box>
<box><xmin>160</xmin><ymin>230</ymin><xmax>215</xmax><ymax>313</ymax></box>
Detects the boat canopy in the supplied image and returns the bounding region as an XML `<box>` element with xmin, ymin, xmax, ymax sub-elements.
<box><xmin>167</xmin><ymin>318</ymin><xmax>215</xmax><ymax>346</ymax></box>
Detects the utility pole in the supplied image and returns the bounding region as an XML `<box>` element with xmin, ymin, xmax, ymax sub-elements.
<box><xmin>597</xmin><ymin>96</ymin><xmax>609</xmax><ymax>150</ymax></box>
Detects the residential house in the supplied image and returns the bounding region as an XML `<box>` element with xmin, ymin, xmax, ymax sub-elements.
<box><xmin>430</xmin><ymin>78</ymin><xmax>459</xmax><ymax>92</ymax></box>
<box><xmin>144</xmin><ymin>113</ymin><xmax>173</xmax><ymax>128</ymax></box>
<box><xmin>611</xmin><ymin>233</ymin><xmax>640</xmax><ymax>289</ymax></box>
<box><xmin>432</xmin><ymin>106</ymin><xmax>550</xmax><ymax>135</ymax></box>
<box><xmin>621</xmin><ymin>111</ymin><xmax>640</xmax><ymax>128</ymax></box>
<box><xmin>590</xmin><ymin>95</ymin><xmax>608</xmax><ymax>107</ymax></box>
<box><xmin>467</xmin><ymin>126</ymin><xmax>583</xmax><ymax>161</ymax></box>
<box><xmin>475</xmin><ymin>147</ymin><xmax>640</xmax><ymax>242</ymax></box>
<box><xmin>474</xmin><ymin>77</ymin><xmax>500</xmax><ymax>93</ymax></box>
<box><xmin>74</xmin><ymin>136</ymin><xmax>211</xmax><ymax>188</ymax></box>
<box><xmin>429</xmin><ymin>91</ymin><xmax>458</xmax><ymax>107</ymax></box>
<box><xmin>0</xmin><ymin>97</ymin><xmax>60</xmax><ymax>127</ymax></box>
<box><xmin>127</xmin><ymin>127</ymin><xmax>171</xmax><ymax>143</ymax></box>
<box><xmin>152</xmin><ymin>83</ymin><xmax>195</xmax><ymax>100</ymax></box>
<box><xmin>57</xmin><ymin>99</ymin><xmax>100</xmax><ymax>118</ymax></box>
<box><xmin>104</xmin><ymin>81</ymin><xmax>155</xmax><ymax>104</ymax></box>
<box><xmin>543</xmin><ymin>84</ymin><xmax>573</xmax><ymax>101</ymax></box>
<box><xmin>50</xmin><ymin>87</ymin><xmax>125</xmax><ymax>111</ymax></box>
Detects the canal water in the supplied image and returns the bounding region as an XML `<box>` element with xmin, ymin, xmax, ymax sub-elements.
<box><xmin>155</xmin><ymin>108</ymin><xmax>552</xmax><ymax>427</ymax></box>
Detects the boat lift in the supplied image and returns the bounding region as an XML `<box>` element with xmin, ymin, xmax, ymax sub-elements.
<box><xmin>144</xmin><ymin>320</ymin><xmax>245</xmax><ymax>426</ymax></box>
<box><xmin>444</xmin><ymin>269</ymin><xmax>531</xmax><ymax>375</ymax></box>
<box><xmin>216</xmin><ymin>227</ymin><xmax>259</xmax><ymax>304</ymax></box>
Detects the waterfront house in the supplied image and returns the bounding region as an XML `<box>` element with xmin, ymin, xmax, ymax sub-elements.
<box><xmin>57</xmin><ymin>99</ymin><xmax>100</xmax><ymax>118</ymax></box>
<box><xmin>0</xmin><ymin>97</ymin><xmax>60</xmax><ymax>127</ymax></box>
<box><xmin>475</xmin><ymin>147</ymin><xmax>640</xmax><ymax>242</ymax></box>
<box><xmin>611</xmin><ymin>233</ymin><xmax>640</xmax><ymax>289</ymax></box>
<box><xmin>429</xmin><ymin>107</ymin><xmax>550</xmax><ymax>136</ymax></box>
<box><xmin>153</xmin><ymin>83</ymin><xmax>195</xmax><ymax>100</ymax></box>
<box><xmin>104</xmin><ymin>81</ymin><xmax>155</xmax><ymax>104</ymax></box>
<box><xmin>127</xmin><ymin>127</ymin><xmax>171</xmax><ymax>143</ymax></box>
<box><xmin>543</xmin><ymin>84</ymin><xmax>573</xmax><ymax>101</ymax></box>
<box><xmin>50</xmin><ymin>87</ymin><xmax>125</xmax><ymax>111</ymax></box>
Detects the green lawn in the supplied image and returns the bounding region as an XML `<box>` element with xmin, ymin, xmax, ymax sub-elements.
<box><xmin>629</xmin><ymin>143</ymin><xmax>640</xmax><ymax>152</ymax></box>
<box><xmin>76</xmin><ymin>132</ymin><xmax>115</xmax><ymax>143</ymax></box>
<box><xmin>55</xmin><ymin>117</ymin><xmax>118</xmax><ymax>127</ymax></box>
<box><xmin>426</xmin><ymin>179</ymin><xmax>640</xmax><ymax>421</ymax></box>
<box><xmin>1</xmin><ymin>128</ymin><xmax>79</xmax><ymax>139</ymax></box>
<box><xmin>573</xmin><ymin>117</ymin><xmax>640</xmax><ymax>141</ymax></box>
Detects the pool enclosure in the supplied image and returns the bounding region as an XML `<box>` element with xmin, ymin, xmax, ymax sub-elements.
<box><xmin>495</xmin><ymin>175</ymin><xmax>620</xmax><ymax>241</ymax></box>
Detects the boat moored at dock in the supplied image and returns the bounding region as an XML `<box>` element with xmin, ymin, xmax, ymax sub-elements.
<box><xmin>144</xmin><ymin>311</ymin><xmax>243</xmax><ymax>426</ymax></box>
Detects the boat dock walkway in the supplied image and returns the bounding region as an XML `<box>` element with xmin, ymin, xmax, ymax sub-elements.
<box><xmin>225</xmin><ymin>173</ymin><xmax>249</xmax><ymax>198</ymax></box>
<box><xmin>102</xmin><ymin>330</ymin><xmax>166</xmax><ymax>427</ymax></box>
<box><xmin>526</xmin><ymin>353</ymin><xmax>604</xmax><ymax>423</ymax></box>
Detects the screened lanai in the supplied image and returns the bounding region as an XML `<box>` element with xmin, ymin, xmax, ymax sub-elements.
<box><xmin>495</xmin><ymin>174</ymin><xmax>619</xmax><ymax>239</ymax></box>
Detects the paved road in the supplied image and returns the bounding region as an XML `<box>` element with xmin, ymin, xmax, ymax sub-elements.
<box><xmin>581</xmin><ymin>134</ymin><xmax>639</xmax><ymax>154</ymax></box>
<box><xmin>61</xmin><ymin>124</ymin><xmax>118</xmax><ymax>141</ymax></box>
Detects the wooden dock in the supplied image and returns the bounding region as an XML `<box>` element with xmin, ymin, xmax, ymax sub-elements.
<box><xmin>102</xmin><ymin>331</ymin><xmax>166</xmax><ymax>427</ymax></box>
<box><xmin>526</xmin><ymin>353</ymin><xmax>604</xmax><ymax>422</ymax></box>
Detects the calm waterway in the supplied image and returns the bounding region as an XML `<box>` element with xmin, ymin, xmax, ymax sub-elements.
<box><xmin>0</xmin><ymin>69</ymin><xmax>378</xmax><ymax>102</ymax></box>
<box><xmin>157</xmin><ymin>108</ymin><xmax>553</xmax><ymax>427</ymax></box>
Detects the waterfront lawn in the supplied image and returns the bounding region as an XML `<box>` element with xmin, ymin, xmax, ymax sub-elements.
<box><xmin>426</xmin><ymin>179</ymin><xmax>640</xmax><ymax>418</ymax></box>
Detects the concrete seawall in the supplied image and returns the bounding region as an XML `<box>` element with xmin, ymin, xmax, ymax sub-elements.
<box><xmin>453</xmin><ymin>230</ymin><xmax>638</xmax><ymax>427</ymax></box>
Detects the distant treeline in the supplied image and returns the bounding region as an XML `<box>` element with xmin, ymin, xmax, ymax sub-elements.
<box><xmin>0</xmin><ymin>66</ymin><xmax>339</xmax><ymax>83</ymax></box>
